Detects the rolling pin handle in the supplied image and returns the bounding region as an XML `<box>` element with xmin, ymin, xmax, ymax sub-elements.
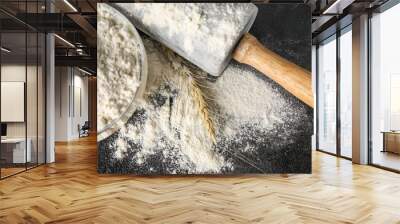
<box><xmin>233</xmin><ymin>33</ymin><xmax>314</xmax><ymax>108</ymax></box>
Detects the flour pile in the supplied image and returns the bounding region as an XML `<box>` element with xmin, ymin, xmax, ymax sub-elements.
<box><xmin>97</xmin><ymin>4</ymin><xmax>143</xmax><ymax>132</ymax></box>
<box><xmin>99</xmin><ymin>34</ymin><xmax>309</xmax><ymax>174</ymax></box>
<box><xmin>114</xmin><ymin>3</ymin><xmax>257</xmax><ymax>75</ymax></box>
<box><xmin>212</xmin><ymin>65</ymin><xmax>286</xmax><ymax>138</ymax></box>
<box><xmin>108</xmin><ymin>38</ymin><xmax>227</xmax><ymax>173</ymax></box>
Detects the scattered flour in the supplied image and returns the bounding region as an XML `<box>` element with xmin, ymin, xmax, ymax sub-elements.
<box><xmin>97</xmin><ymin>4</ymin><xmax>143</xmax><ymax>133</ymax></box>
<box><xmin>98</xmin><ymin>4</ymin><xmax>311</xmax><ymax>174</ymax></box>
<box><xmin>107</xmin><ymin>37</ymin><xmax>292</xmax><ymax>173</ymax></box>
<box><xmin>100</xmin><ymin>35</ymin><xmax>308</xmax><ymax>173</ymax></box>
<box><xmin>112</xmin><ymin>38</ymin><xmax>228</xmax><ymax>173</ymax></box>
<box><xmin>212</xmin><ymin>65</ymin><xmax>286</xmax><ymax>136</ymax></box>
<box><xmin>114</xmin><ymin>138</ymin><xmax>128</xmax><ymax>159</ymax></box>
<box><xmin>114</xmin><ymin>3</ymin><xmax>257</xmax><ymax>76</ymax></box>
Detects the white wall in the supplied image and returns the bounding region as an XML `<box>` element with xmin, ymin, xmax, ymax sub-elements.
<box><xmin>1</xmin><ymin>82</ymin><xmax>25</xmax><ymax>122</ymax></box>
<box><xmin>1</xmin><ymin>65</ymin><xmax>38</xmax><ymax>138</ymax></box>
<box><xmin>72</xmin><ymin>73</ymin><xmax>89</xmax><ymax>138</ymax></box>
<box><xmin>55</xmin><ymin>67</ymin><xmax>89</xmax><ymax>141</ymax></box>
<box><xmin>1</xmin><ymin>65</ymin><xmax>26</xmax><ymax>139</ymax></box>
<box><xmin>1</xmin><ymin>63</ymin><xmax>46</xmax><ymax>164</ymax></box>
<box><xmin>55</xmin><ymin>66</ymin><xmax>70</xmax><ymax>141</ymax></box>
<box><xmin>1</xmin><ymin>65</ymin><xmax>26</xmax><ymax>134</ymax></box>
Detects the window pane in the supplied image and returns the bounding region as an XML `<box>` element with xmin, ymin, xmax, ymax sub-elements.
<box><xmin>318</xmin><ymin>36</ymin><xmax>337</xmax><ymax>154</ymax></box>
<box><xmin>1</xmin><ymin>31</ymin><xmax>28</xmax><ymax>177</ymax></box>
<box><xmin>371</xmin><ymin>3</ymin><xmax>400</xmax><ymax>171</ymax></box>
<box><xmin>27</xmin><ymin>31</ymin><xmax>38</xmax><ymax>169</ymax></box>
<box><xmin>340</xmin><ymin>28</ymin><xmax>352</xmax><ymax>158</ymax></box>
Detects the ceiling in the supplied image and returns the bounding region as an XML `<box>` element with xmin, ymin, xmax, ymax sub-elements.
<box><xmin>0</xmin><ymin>0</ymin><xmax>392</xmax><ymax>73</ymax></box>
<box><xmin>0</xmin><ymin>0</ymin><xmax>100</xmax><ymax>73</ymax></box>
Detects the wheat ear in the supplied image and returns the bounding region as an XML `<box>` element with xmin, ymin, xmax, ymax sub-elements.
<box><xmin>162</xmin><ymin>47</ymin><xmax>217</xmax><ymax>143</ymax></box>
<box><xmin>188</xmin><ymin>76</ymin><xmax>216</xmax><ymax>143</ymax></box>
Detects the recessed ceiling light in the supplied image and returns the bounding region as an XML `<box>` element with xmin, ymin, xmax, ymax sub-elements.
<box><xmin>78</xmin><ymin>67</ymin><xmax>93</xmax><ymax>76</ymax></box>
<box><xmin>63</xmin><ymin>0</ymin><xmax>78</xmax><ymax>12</ymax></box>
<box><xmin>1</xmin><ymin>47</ymin><xmax>11</xmax><ymax>53</ymax></box>
<box><xmin>322</xmin><ymin>0</ymin><xmax>354</xmax><ymax>15</ymax></box>
<box><xmin>54</xmin><ymin>34</ymin><xmax>75</xmax><ymax>48</ymax></box>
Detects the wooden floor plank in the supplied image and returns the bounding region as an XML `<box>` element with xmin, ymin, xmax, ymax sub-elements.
<box><xmin>0</xmin><ymin>135</ymin><xmax>399</xmax><ymax>223</ymax></box>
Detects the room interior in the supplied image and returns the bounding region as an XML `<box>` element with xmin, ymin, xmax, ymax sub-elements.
<box><xmin>0</xmin><ymin>0</ymin><xmax>400</xmax><ymax>222</ymax></box>
<box><xmin>312</xmin><ymin>0</ymin><xmax>400</xmax><ymax>172</ymax></box>
<box><xmin>0</xmin><ymin>30</ymin><xmax>46</xmax><ymax>178</ymax></box>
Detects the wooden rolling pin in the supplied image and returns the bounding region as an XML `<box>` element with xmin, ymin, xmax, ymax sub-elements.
<box><xmin>234</xmin><ymin>33</ymin><xmax>313</xmax><ymax>107</ymax></box>
<box><xmin>113</xmin><ymin>3</ymin><xmax>314</xmax><ymax>107</ymax></box>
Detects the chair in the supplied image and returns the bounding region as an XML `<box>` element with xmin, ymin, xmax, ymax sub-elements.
<box><xmin>79</xmin><ymin>121</ymin><xmax>90</xmax><ymax>138</ymax></box>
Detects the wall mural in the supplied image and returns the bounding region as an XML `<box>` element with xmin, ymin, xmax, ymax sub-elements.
<box><xmin>97</xmin><ymin>3</ymin><xmax>313</xmax><ymax>175</ymax></box>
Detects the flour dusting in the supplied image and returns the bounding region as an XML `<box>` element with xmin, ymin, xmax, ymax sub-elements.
<box><xmin>98</xmin><ymin>4</ymin><xmax>313</xmax><ymax>174</ymax></box>
<box><xmin>100</xmin><ymin>36</ymin><xmax>306</xmax><ymax>174</ymax></box>
<box><xmin>114</xmin><ymin>3</ymin><xmax>257</xmax><ymax>76</ymax></box>
<box><xmin>214</xmin><ymin>66</ymin><xmax>284</xmax><ymax>122</ymax></box>
<box><xmin>110</xmin><ymin>38</ymin><xmax>227</xmax><ymax>173</ymax></box>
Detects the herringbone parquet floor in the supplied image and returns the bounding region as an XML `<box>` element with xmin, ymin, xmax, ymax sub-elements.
<box><xmin>1</xmin><ymin>135</ymin><xmax>400</xmax><ymax>224</ymax></box>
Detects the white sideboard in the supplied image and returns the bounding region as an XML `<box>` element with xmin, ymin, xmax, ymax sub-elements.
<box><xmin>1</xmin><ymin>138</ymin><xmax>32</xmax><ymax>163</ymax></box>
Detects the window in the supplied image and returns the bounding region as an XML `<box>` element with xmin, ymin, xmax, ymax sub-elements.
<box><xmin>339</xmin><ymin>27</ymin><xmax>352</xmax><ymax>158</ymax></box>
<box><xmin>0</xmin><ymin>1</ymin><xmax>47</xmax><ymax>179</ymax></box>
<box><xmin>370</xmin><ymin>2</ymin><xmax>400</xmax><ymax>171</ymax></box>
<box><xmin>316</xmin><ymin>25</ymin><xmax>353</xmax><ymax>159</ymax></box>
<box><xmin>317</xmin><ymin>35</ymin><xmax>337</xmax><ymax>154</ymax></box>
